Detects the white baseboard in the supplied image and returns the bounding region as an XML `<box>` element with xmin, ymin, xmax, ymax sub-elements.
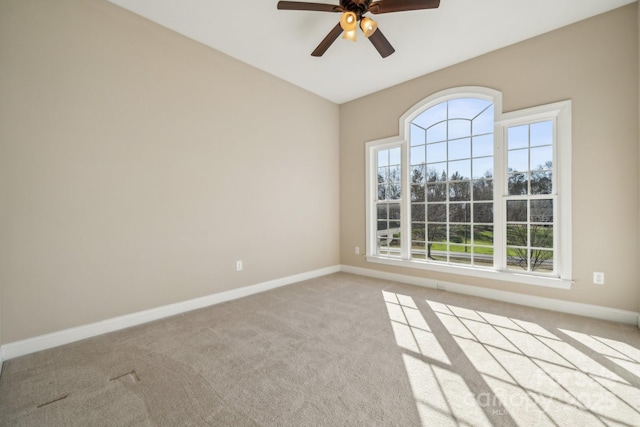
<box><xmin>0</xmin><ymin>265</ymin><xmax>341</xmax><ymax>361</ymax></box>
<box><xmin>2</xmin><ymin>263</ymin><xmax>637</xmax><ymax>362</ymax></box>
<box><xmin>341</xmin><ymin>265</ymin><xmax>640</xmax><ymax>325</ymax></box>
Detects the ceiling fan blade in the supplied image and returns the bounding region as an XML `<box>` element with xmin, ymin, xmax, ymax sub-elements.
<box><xmin>277</xmin><ymin>1</ymin><xmax>344</xmax><ymax>12</ymax></box>
<box><xmin>368</xmin><ymin>28</ymin><xmax>395</xmax><ymax>58</ymax></box>
<box><xmin>311</xmin><ymin>23</ymin><xmax>343</xmax><ymax>56</ymax></box>
<box><xmin>369</xmin><ymin>0</ymin><xmax>440</xmax><ymax>14</ymax></box>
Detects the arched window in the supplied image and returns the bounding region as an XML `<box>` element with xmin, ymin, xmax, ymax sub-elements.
<box><xmin>409</xmin><ymin>97</ymin><xmax>495</xmax><ymax>267</ymax></box>
<box><xmin>366</xmin><ymin>87</ymin><xmax>572</xmax><ymax>288</ymax></box>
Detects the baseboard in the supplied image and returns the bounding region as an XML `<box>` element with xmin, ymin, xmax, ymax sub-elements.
<box><xmin>0</xmin><ymin>265</ymin><xmax>341</xmax><ymax>361</ymax></box>
<box><xmin>341</xmin><ymin>265</ymin><xmax>640</xmax><ymax>325</ymax></box>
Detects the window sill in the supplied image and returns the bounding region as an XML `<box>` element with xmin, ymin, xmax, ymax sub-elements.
<box><xmin>366</xmin><ymin>255</ymin><xmax>573</xmax><ymax>290</ymax></box>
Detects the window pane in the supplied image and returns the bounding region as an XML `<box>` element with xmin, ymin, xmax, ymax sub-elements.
<box><xmin>472</xmin><ymin>105</ymin><xmax>494</xmax><ymax>135</ymax></box>
<box><xmin>450</xmin><ymin>225</ymin><xmax>471</xmax><ymax>244</ymax></box>
<box><xmin>413</xmin><ymin>242</ymin><xmax>426</xmax><ymax>256</ymax></box>
<box><xmin>449</xmin><ymin>138</ymin><xmax>471</xmax><ymax>160</ymax></box>
<box><xmin>473</xmin><ymin>179</ymin><xmax>493</xmax><ymax>201</ymax></box>
<box><xmin>530</xmin><ymin>146</ymin><xmax>552</xmax><ymax>170</ymax></box>
<box><xmin>507</xmin><ymin>248</ymin><xmax>528</xmax><ymax>271</ymax></box>
<box><xmin>508</xmin><ymin>172</ymin><xmax>529</xmax><ymax>196</ymax></box>
<box><xmin>389</xmin><ymin>165</ymin><xmax>401</xmax><ymax>183</ymax></box>
<box><xmin>427</xmin><ymin>183</ymin><xmax>447</xmax><ymax>202</ymax></box>
<box><xmin>411</xmin><ymin>184</ymin><xmax>424</xmax><ymax>202</ymax></box>
<box><xmin>450</xmin><ymin>181</ymin><xmax>471</xmax><ymax>201</ymax></box>
<box><xmin>449</xmin><ymin>203</ymin><xmax>470</xmax><ymax>223</ymax></box>
<box><xmin>412</xmin><ymin>225</ymin><xmax>425</xmax><ymax>241</ymax></box>
<box><xmin>387</xmin><ymin>182</ymin><xmax>401</xmax><ymax>200</ymax></box>
<box><xmin>427</xmin><ymin>141</ymin><xmax>447</xmax><ymax>163</ymax></box>
<box><xmin>412</xmin><ymin>204</ymin><xmax>425</xmax><ymax>221</ymax></box>
<box><xmin>473</xmin><ymin>247</ymin><xmax>493</xmax><ymax>267</ymax></box>
<box><xmin>410</xmin><ymin>165</ymin><xmax>425</xmax><ymax>184</ymax></box>
<box><xmin>474</xmin><ymin>203</ymin><xmax>493</xmax><ymax>223</ymax></box>
<box><xmin>427</xmin><ymin>122</ymin><xmax>447</xmax><ymax>143</ymax></box>
<box><xmin>472</xmin><ymin>157</ymin><xmax>493</xmax><ymax>179</ymax></box>
<box><xmin>410</xmin><ymin>146</ymin><xmax>426</xmax><ymax>165</ymax></box>
<box><xmin>507</xmin><ymin>224</ymin><xmax>528</xmax><ymax>246</ymax></box>
<box><xmin>413</xmin><ymin>102</ymin><xmax>447</xmax><ymax>129</ymax></box>
<box><xmin>472</xmin><ymin>134</ymin><xmax>493</xmax><ymax>157</ymax></box>
<box><xmin>531</xmin><ymin>170</ymin><xmax>552</xmax><ymax>195</ymax></box>
<box><xmin>389</xmin><ymin>147</ymin><xmax>401</xmax><ymax>165</ymax></box>
<box><xmin>449</xmin><ymin>98</ymin><xmax>492</xmax><ymax>120</ymax></box>
<box><xmin>449</xmin><ymin>159</ymin><xmax>470</xmax><ymax>180</ymax></box>
<box><xmin>473</xmin><ymin>225</ymin><xmax>493</xmax><ymax>245</ymax></box>
<box><xmin>530</xmin><ymin>199</ymin><xmax>553</xmax><ymax>222</ymax></box>
<box><xmin>508</xmin><ymin>149</ymin><xmax>528</xmax><ymax>172</ymax></box>
<box><xmin>377</xmin><ymin>204</ymin><xmax>388</xmax><ymax>220</ymax></box>
<box><xmin>530</xmin><ymin>121</ymin><xmax>552</xmax><ymax>147</ymax></box>
<box><xmin>427</xmin><ymin>224</ymin><xmax>447</xmax><ymax>242</ymax></box>
<box><xmin>377</xmin><ymin>150</ymin><xmax>388</xmax><ymax>167</ymax></box>
<box><xmin>426</xmin><ymin>163</ymin><xmax>447</xmax><ymax>182</ymax></box>
<box><xmin>448</xmin><ymin>119</ymin><xmax>470</xmax><ymax>140</ymax></box>
<box><xmin>389</xmin><ymin>204</ymin><xmax>401</xmax><ymax>219</ymax></box>
<box><xmin>428</xmin><ymin>204</ymin><xmax>446</xmax><ymax>222</ymax></box>
<box><xmin>378</xmin><ymin>147</ymin><xmax>402</xmax><ymax>201</ymax></box>
<box><xmin>450</xmin><ymin>253</ymin><xmax>472</xmax><ymax>265</ymax></box>
<box><xmin>531</xmin><ymin>225</ymin><xmax>553</xmax><ymax>248</ymax></box>
<box><xmin>389</xmin><ymin>183</ymin><xmax>401</xmax><ymax>200</ymax></box>
<box><xmin>410</xmin><ymin>124</ymin><xmax>426</xmax><ymax>146</ymax></box>
<box><xmin>508</xmin><ymin>125</ymin><xmax>529</xmax><ymax>149</ymax></box>
<box><xmin>378</xmin><ymin>166</ymin><xmax>388</xmax><ymax>181</ymax></box>
<box><xmin>531</xmin><ymin>250</ymin><xmax>553</xmax><ymax>272</ymax></box>
<box><xmin>507</xmin><ymin>200</ymin><xmax>527</xmax><ymax>222</ymax></box>
<box><xmin>430</xmin><ymin>250</ymin><xmax>447</xmax><ymax>262</ymax></box>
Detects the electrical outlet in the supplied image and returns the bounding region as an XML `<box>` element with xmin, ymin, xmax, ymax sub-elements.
<box><xmin>236</xmin><ymin>260</ymin><xmax>243</xmax><ymax>271</ymax></box>
<box><xmin>593</xmin><ymin>272</ymin><xmax>604</xmax><ymax>285</ymax></box>
<box><xmin>354</xmin><ymin>246</ymin><xmax>360</xmax><ymax>255</ymax></box>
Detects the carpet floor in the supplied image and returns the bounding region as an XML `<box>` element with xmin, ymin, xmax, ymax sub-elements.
<box><xmin>1</xmin><ymin>272</ymin><xmax>639</xmax><ymax>426</ymax></box>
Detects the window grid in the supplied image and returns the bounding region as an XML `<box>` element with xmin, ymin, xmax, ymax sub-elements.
<box><xmin>504</xmin><ymin>120</ymin><xmax>556</xmax><ymax>275</ymax></box>
<box><xmin>376</xmin><ymin>147</ymin><xmax>402</xmax><ymax>258</ymax></box>
<box><xmin>410</xmin><ymin>100</ymin><xmax>494</xmax><ymax>267</ymax></box>
<box><xmin>365</xmin><ymin>88</ymin><xmax>571</xmax><ymax>288</ymax></box>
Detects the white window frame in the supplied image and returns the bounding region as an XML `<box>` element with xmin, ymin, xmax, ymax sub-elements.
<box><xmin>365</xmin><ymin>87</ymin><xmax>572</xmax><ymax>289</ymax></box>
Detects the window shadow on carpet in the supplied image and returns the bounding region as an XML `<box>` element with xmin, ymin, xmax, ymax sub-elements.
<box><xmin>383</xmin><ymin>290</ymin><xmax>640</xmax><ymax>426</ymax></box>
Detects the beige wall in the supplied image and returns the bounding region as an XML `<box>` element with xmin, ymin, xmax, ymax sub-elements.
<box><xmin>0</xmin><ymin>0</ymin><xmax>340</xmax><ymax>343</ymax></box>
<box><xmin>340</xmin><ymin>4</ymin><xmax>640</xmax><ymax>311</ymax></box>
<box><xmin>0</xmin><ymin>1</ymin><xmax>638</xmax><ymax>346</ymax></box>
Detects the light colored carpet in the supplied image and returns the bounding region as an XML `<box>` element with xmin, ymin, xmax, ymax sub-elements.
<box><xmin>1</xmin><ymin>272</ymin><xmax>639</xmax><ymax>426</ymax></box>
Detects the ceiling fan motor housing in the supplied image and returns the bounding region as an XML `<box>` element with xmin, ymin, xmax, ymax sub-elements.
<box><xmin>340</xmin><ymin>0</ymin><xmax>372</xmax><ymax>19</ymax></box>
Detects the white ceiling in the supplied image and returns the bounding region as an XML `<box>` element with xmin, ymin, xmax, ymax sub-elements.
<box><xmin>107</xmin><ymin>0</ymin><xmax>635</xmax><ymax>104</ymax></box>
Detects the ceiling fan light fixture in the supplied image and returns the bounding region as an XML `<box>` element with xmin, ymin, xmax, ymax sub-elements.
<box><xmin>342</xmin><ymin>29</ymin><xmax>357</xmax><ymax>42</ymax></box>
<box><xmin>339</xmin><ymin>11</ymin><xmax>357</xmax><ymax>32</ymax></box>
<box><xmin>360</xmin><ymin>17</ymin><xmax>378</xmax><ymax>38</ymax></box>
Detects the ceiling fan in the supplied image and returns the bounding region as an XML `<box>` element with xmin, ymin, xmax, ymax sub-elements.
<box><xmin>277</xmin><ymin>0</ymin><xmax>441</xmax><ymax>58</ymax></box>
